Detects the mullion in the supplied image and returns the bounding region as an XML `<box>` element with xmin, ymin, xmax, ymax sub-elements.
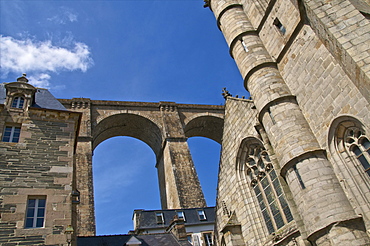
<box><xmin>260</xmin><ymin>175</ymin><xmax>278</xmax><ymax>232</ymax></box>
<box><xmin>32</xmin><ymin>199</ymin><xmax>39</xmax><ymax>228</ymax></box>
<box><xmin>26</xmin><ymin>198</ymin><xmax>45</xmax><ymax>228</ymax></box>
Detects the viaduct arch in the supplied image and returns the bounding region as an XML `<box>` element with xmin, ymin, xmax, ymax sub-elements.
<box><xmin>59</xmin><ymin>98</ymin><xmax>224</xmax><ymax>236</ymax></box>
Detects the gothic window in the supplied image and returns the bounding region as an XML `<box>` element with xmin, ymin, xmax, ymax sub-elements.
<box><xmin>239</xmin><ymin>141</ymin><xmax>293</xmax><ymax>234</ymax></box>
<box><xmin>2</xmin><ymin>126</ymin><xmax>21</xmax><ymax>143</ymax></box>
<box><xmin>329</xmin><ymin>117</ymin><xmax>370</xmax><ymax>223</ymax></box>
<box><xmin>11</xmin><ymin>96</ymin><xmax>25</xmax><ymax>108</ymax></box>
<box><xmin>345</xmin><ymin>128</ymin><xmax>370</xmax><ymax>177</ymax></box>
<box><xmin>25</xmin><ymin>197</ymin><xmax>46</xmax><ymax>228</ymax></box>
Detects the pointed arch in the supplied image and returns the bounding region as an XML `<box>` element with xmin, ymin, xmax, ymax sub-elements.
<box><xmin>236</xmin><ymin>137</ymin><xmax>293</xmax><ymax>235</ymax></box>
<box><xmin>328</xmin><ymin>116</ymin><xmax>370</xmax><ymax>228</ymax></box>
<box><xmin>328</xmin><ymin>116</ymin><xmax>370</xmax><ymax>180</ymax></box>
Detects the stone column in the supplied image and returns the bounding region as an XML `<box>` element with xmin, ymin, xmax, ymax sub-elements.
<box><xmin>157</xmin><ymin>102</ymin><xmax>206</xmax><ymax>209</ymax></box>
<box><xmin>207</xmin><ymin>0</ymin><xmax>369</xmax><ymax>244</ymax></box>
<box><xmin>70</xmin><ymin>98</ymin><xmax>95</xmax><ymax>236</ymax></box>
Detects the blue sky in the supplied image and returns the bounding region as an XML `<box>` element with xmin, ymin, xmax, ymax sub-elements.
<box><xmin>1</xmin><ymin>0</ymin><xmax>249</xmax><ymax>235</ymax></box>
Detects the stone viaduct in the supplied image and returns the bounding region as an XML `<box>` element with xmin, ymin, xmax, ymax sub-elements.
<box><xmin>58</xmin><ymin>98</ymin><xmax>224</xmax><ymax>236</ymax></box>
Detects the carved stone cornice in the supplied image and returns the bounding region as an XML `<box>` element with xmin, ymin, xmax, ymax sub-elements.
<box><xmin>28</xmin><ymin>108</ymin><xmax>81</xmax><ymax>122</ymax></box>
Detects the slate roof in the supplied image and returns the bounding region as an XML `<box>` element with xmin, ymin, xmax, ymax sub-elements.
<box><xmin>0</xmin><ymin>84</ymin><xmax>6</xmax><ymax>103</ymax></box>
<box><xmin>0</xmin><ymin>83</ymin><xmax>66</xmax><ymax>111</ymax></box>
<box><xmin>135</xmin><ymin>207</ymin><xmax>215</xmax><ymax>230</ymax></box>
<box><xmin>77</xmin><ymin>233</ymin><xmax>192</xmax><ymax>246</ymax></box>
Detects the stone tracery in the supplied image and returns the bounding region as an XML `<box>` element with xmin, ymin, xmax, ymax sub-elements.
<box><xmin>344</xmin><ymin>127</ymin><xmax>370</xmax><ymax>177</ymax></box>
<box><xmin>238</xmin><ymin>140</ymin><xmax>293</xmax><ymax>234</ymax></box>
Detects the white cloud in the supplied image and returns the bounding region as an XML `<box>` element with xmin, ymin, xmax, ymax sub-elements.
<box><xmin>0</xmin><ymin>35</ymin><xmax>93</xmax><ymax>87</ymax></box>
<box><xmin>67</xmin><ymin>12</ymin><xmax>78</xmax><ymax>23</ymax></box>
<box><xmin>28</xmin><ymin>73</ymin><xmax>51</xmax><ymax>88</ymax></box>
<box><xmin>47</xmin><ymin>7</ymin><xmax>78</xmax><ymax>24</ymax></box>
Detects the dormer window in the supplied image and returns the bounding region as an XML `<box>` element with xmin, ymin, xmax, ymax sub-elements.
<box><xmin>197</xmin><ymin>210</ymin><xmax>206</xmax><ymax>220</ymax></box>
<box><xmin>155</xmin><ymin>212</ymin><xmax>164</xmax><ymax>224</ymax></box>
<box><xmin>177</xmin><ymin>211</ymin><xmax>185</xmax><ymax>221</ymax></box>
<box><xmin>4</xmin><ymin>74</ymin><xmax>36</xmax><ymax>111</ymax></box>
<box><xmin>11</xmin><ymin>96</ymin><xmax>25</xmax><ymax>109</ymax></box>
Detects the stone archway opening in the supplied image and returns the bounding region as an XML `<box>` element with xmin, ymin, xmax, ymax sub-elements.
<box><xmin>93</xmin><ymin>113</ymin><xmax>163</xmax><ymax>158</ymax></box>
<box><xmin>93</xmin><ymin>136</ymin><xmax>159</xmax><ymax>236</ymax></box>
<box><xmin>184</xmin><ymin>115</ymin><xmax>223</xmax><ymax>206</ymax></box>
<box><xmin>91</xmin><ymin>113</ymin><xmax>163</xmax><ymax>235</ymax></box>
<box><xmin>184</xmin><ymin>115</ymin><xmax>224</xmax><ymax>144</ymax></box>
<box><xmin>188</xmin><ymin>137</ymin><xmax>221</xmax><ymax>206</ymax></box>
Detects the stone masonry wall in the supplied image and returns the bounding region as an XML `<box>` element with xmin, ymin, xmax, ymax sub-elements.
<box><xmin>217</xmin><ymin>97</ymin><xmax>307</xmax><ymax>245</ymax></box>
<box><xmin>215</xmin><ymin>97</ymin><xmax>294</xmax><ymax>245</ymax></box>
<box><xmin>0</xmin><ymin>108</ymin><xmax>80</xmax><ymax>245</ymax></box>
<box><xmin>303</xmin><ymin>0</ymin><xmax>370</xmax><ymax>102</ymax></box>
<box><xmin>277</xmin><ymin>4</ymin><xmax>370</xmax><ymax>236</ymax></box>
<box><xmin>279</xmin><ymin>24</ymin><xmax>370</xmax><ymax>150</ymax></box>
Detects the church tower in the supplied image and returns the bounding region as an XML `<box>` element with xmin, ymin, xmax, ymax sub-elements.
<box><xmin>205</xmin><ymin>0</ymin><xmax>370</xmax><ymax>245</ymax></box>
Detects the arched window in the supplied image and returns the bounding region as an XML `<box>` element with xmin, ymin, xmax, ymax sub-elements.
<box><xmin>238</xmin><ymin>141</ymin><xmax>293</xmax><ymax>234</ymax></box>
<box><xmin>328</xmin><ymin>117</ymin><xmax>370</xmax><ymax>229</ymax></box>
<box><xmin>345</xmin><ymin>128</ymin><xmax>370</xmax><ymax>177</ymax></box>
<box><xmin>11</xmin><ymin>96</ymin><xmax>25</xmax><ymax>108</ymax></box>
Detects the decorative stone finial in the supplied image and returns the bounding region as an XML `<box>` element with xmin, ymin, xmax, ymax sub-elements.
<box><xmin>222</xmin><ymin>87</ymin><xmax>232</xmax><ymax>99</ymax></box>
<box><xmin>203</xmin><ymin>0</ymin><xmax>210</xmax><ymax>8</ymax></box>
<box><xmin>17</xmin><ymin>73</ymin><xmax>29</xmax><ymax>83</ymax></box>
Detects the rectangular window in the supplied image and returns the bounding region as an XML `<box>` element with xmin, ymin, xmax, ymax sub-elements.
<box><xmin>197</xmin><ymin>210</ymin><xmax>206</xmax><ymax>220</ymax></box>
<box><xmin>177</xmin><ymin>211</ymin><xmax>185</xmax><ymax>221</ymax></box>
<box><xmin>273</xmin><ymin>18</ymin><xmax>286</xmax><ymax>35</ymax></box>
<box><xmin>155</xmin><ymin>212</ymin><xmax>164</xmax><ymax>224</ymax></box>
<box><xmin>2</xmin><ymin>126</ymin><xmax>21</xmax><ymax>143</ymax></box>
<box><xmin>241</xmin><ymin>40</ymin><xmax>248</xmax><ymax>52</ymax></box>
<box><xmin>25</xmin><ymin>197</ymin><xmax>46</xmax><ymax>228</ymax></box>
<box><xmin>187</xmin><ymin>235</ymin><xmax>192</xmax><ymax>244</ymax></box>
<box><xmin>203</xmin><ymin>233</ymin><xmax>213</xmax><ymax>246</ymax></box>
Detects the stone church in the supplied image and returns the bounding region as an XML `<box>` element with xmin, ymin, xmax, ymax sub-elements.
<box><xmin>1</xmin><ymin>0</ymin><xmax>370</xmax><ymax>245</ymax></box>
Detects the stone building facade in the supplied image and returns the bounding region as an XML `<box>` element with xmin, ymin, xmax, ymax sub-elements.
<box><xmin>132</xmin><ymin>207</ymin><xmax>215</xmax><ymax>245</ymax></box>
<box><xmin>0</xmin><ymin>75</ymin><xmax>81</xmax><ymax>245</ymax></box>
<box><xmin>205</xmin><ymin>0</ymin><xmax>370</xmax><ymax>245</ymax></box>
